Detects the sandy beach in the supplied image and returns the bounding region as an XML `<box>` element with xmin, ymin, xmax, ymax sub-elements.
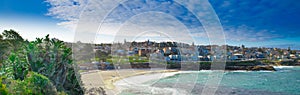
<box><xmin>80</xmin><ymin>69</ymin><xmax>179</xmax><ymax>94</ymax></box>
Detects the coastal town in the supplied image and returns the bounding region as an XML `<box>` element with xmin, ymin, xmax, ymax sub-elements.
<box><xmin>2</xmin><ymin>0</ymin><xmax>300</xmax><ymax>94</ymax></box>
<box><xmin>74</xmin><ymin>40</ymin><xmax>300</xmax><ymax>71</ymax></box>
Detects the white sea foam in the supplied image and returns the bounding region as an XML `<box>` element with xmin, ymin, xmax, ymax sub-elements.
<box><xmin>273</xmin><ymin>66</ymin><xmax>294</xmax><ymax>69</ymax></box>
<box><xmin>120</xmin><ymin>86</ymin><xmax>187</xmax><ymax>95</ymax></box>
<box><xmin>255</xmin><ymin>70</ymin><xmax>273</xmax><ymax>72</ymax></box>
<box><xmin>179</xmin><ymin>71</ymin><xmax>202</xmax><ymax>73</ymax></box>
<box><xmin>198</xmin><ymin>70</ymin><xmax>214</xmax><ymax>72</ymax></box>
<box><xmin>229</xmin><ymin>70</ymin><xmax>248</xmax><ymax>72</ymax></box>
<box><xmin>113</xmin><ymin>72</ymin><xmax>181</xmax><ymax>95</ymax></box>
<box><xmin>113</xmin><ymin>70</ymin><xmax>227</xmax><ymax>94</ymax></box>
<box><xmin>273</xmin><ymin>66</ymin><xmax>295</xmax><ymax>71</ymax></box>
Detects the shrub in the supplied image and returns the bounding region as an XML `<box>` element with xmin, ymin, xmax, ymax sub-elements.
<box><xmin>0</xmin><ymin>77</ymin><xmax>8</xmax><ymax>95</ymax></box>
<box><xmin>24</xmin><ymin>72</ymin><xmax>57</xmax><ymax>94</ymax></box>
<box><xmin>5</xmin><ymin>72</ymin><xmax>57</xmax><ymax>95</ymax></box>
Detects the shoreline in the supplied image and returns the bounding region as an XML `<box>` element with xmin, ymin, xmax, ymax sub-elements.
<box><xmin>110</xmin><ymin>66</ymin><xmax>300</xmax><ymax>94</ymax></box>
<box><xmin>80</xmin><ymin>69</ymin><xmax>179</xmax><ymax>94</ymax></box>
<box><xmin>105</xmin><ymin>69</ymin><xmax>178</xmax><ymax>89</ymax></box>
<box><xmin>81</xmin><ymin>66</ymin><xmax>300</xmax><ymax>94</ymax></box>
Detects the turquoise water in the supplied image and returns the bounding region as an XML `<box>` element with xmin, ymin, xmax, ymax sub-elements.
<box><xmin>120</xmin><ymin>67</ymin><xmax>300</xmax><ymax>95</ymax></box>
<box><xmin>153</xmin><ymin>67</ymin><xmax>300</xmax><ymax>95</ymax></box>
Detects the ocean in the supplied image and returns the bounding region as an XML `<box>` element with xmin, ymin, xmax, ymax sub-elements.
<box><xmin>119</xmin><ymin>66</ymin><xmax>300</xmax><ymax>95</ymax></box>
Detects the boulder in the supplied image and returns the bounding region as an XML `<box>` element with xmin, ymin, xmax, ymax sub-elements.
<box><xmin>249</xmin><ymin>66</ymin><xmax>276</xmax><ymax>71</ymax></box>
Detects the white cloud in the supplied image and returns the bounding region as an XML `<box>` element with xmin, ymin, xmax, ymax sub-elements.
<box><xmin>46</xmin><ymin>0</ymin><xmax>226</xmax><ymax>45</ymax></box>
<box><xmin>224</xmin><ymin>25</ymin><xmax>282</xmax><ymax>42</ymax></box>
<box><xmin>46</xmin><ymin>0</ymin><xmax>122</xmax><ymax>30</ymax></box>
<box><xmin>94</xmin><ymin>11</ymin><xmax>198</xmax><ymax>44</ymax></box>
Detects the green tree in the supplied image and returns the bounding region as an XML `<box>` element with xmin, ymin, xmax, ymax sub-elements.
<box><xmin>2</xmin><ymin>30</ymin><xmax>25</xmax><ymax>50</ymax></box>
<box><xmin>95</xmin><ymin>50</ymin><xmax>110</xmax><ymax>62</ymax></box>
<box><xmin>25</xmin><ymin>35</ymin><xmax>84</xmax><ymax>94</ymax></box>
<box><xmin>0</xmin><ymin>37</ymin><xmax>8</xmax><ymax>62</ymax></box>
<box><xmin>0</xmin><ymin>29</ymin><xmax>25</xmax><ymax>62</ymax></box>
<box><xmin>2</xmin><ymin>52</ymin><xmax>28</xmax><ymax>80</ymax></box>
<box><xmin>0</xmin><ymin>34</ymin><xmax>3</xmax><ymax>40</ymax></box>
<box><xmin>2</xmin><ymin>29</ymin><xmax>24</xmax><ymax>41</ymax></box>
<box><xmin>1</xmin><ymin>34</ymin><xmax>85</xmax><ymax>94</ymax></box>
<box><xmin>5</xmin><ymin>72</ymin><xmax>57</xmax><ymax>95</ymax></box>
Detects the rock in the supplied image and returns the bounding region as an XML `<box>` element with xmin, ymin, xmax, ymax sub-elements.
<box><xmin>85</xmin><ymin>87</ymin><xmax>106</xmax><ymax>95</ymax></box>
<box><xmin>249</xmin><ymin>66</ymin><xmax>276</xmax><ymax>71</ymax></box>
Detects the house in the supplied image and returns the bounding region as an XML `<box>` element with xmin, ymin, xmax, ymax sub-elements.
<box><xmin>230</xmin><ymin>54</ymin><xmax>245</xmax><ymax>60</ymax></box>
<box><xmin>289</xmin><ymin>54</ymin><xmax>297</xmax><ymax>59</ymax></box>
<box><xmin>138</xmin><ymin>48</ymin><xmax>151</xmax><ymax>57</ymax></box>
<box><xmin>163</xmin><ymin>47</ymin><xmax>171</xmax><ymax>55</ymax></box>
<box><xmin>127</xmin><ymin>51</ymin><xmax>135</xmax><ymax>56</ymax></box>
<box><xmin>255</xmin><ymin>52</ymin><xmax>266</xmax><ymax>59</ymax></box>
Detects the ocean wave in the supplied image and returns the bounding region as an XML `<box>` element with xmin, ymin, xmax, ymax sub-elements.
<box><xmin>121</xmin><ymin>86</ymin><xmax>188</xmax><ymax>95</ymax></box>
<box><xmin>273</xmin><ymin>66</ymin><xmax>296</xmax><ymax>71</ymax></box>
<box><xmin>227</xmin><ymin>70</ymin><xmax>275</xmax><ymax>73</ymax></box>
<box><xmin>254</xmin><ymin>70</ymin><xmax>273</xmax><ymax>72</ymax></box>
<box><xmin>184</xmin><ymin>70</ymin><xmax>227</xmax><ymax>73</ymax></box>
<box><xmin>273</xmin><ymin>66</ymin><xmax>295</xmax><ymax>69</ymax></box>
<box><xmin>229</xmin><ymin>70</ymin><xmax>249</xmax><ymax>72</ymax></box>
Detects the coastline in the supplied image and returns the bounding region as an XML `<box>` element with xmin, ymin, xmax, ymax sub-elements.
<box><xmin>81</xmin><ymin>66</ymin><xmax>300</xmax><ymax>94</ymax></box>
<box><xmin>80</xmin><ymin>69</ymin><xmax>179</xmax><ymax>94</ymax></box>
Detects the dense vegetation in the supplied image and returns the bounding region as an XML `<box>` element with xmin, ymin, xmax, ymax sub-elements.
<box><xmin>0</xmin><ymin>30</ymin><xmax>84</xmax><ymax>94</ymax></box>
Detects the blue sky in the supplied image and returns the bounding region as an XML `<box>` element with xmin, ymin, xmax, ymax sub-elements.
<box><xmin>1</xmin><ymin>0</ymin><xmax>300</xmax><ymax>49</ymax></box>
<box><xmin>0</xmin><ymin>0</ymin><xmax>72</xmax><ymax>41</ymax></box>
